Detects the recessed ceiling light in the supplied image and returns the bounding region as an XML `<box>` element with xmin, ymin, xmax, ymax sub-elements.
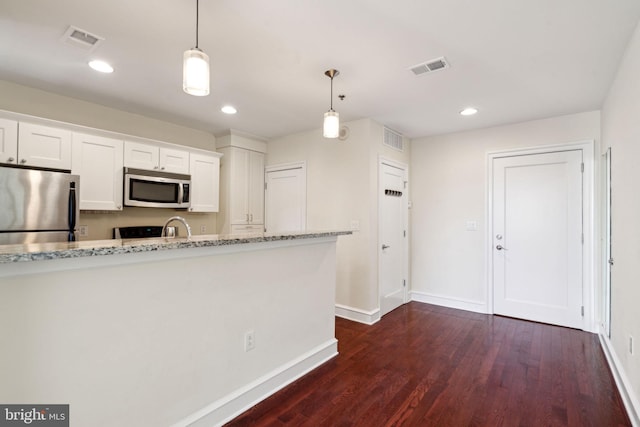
<box><xmin>221</xmin><ymin>105</ymin><xmax>237</xmax><ymax>115</ymax></box>
<box><xmin>88</xmin><ymin>60</ymin><xmax>114</xmax><ymax>73</ymax></box>
<box><xmin>460</xmin><ymin>107</ymin><xmax>478</xmax><ymax>116</ymax></box>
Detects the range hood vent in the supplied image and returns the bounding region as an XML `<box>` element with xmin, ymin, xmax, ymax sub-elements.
<box><xmin>410</xmin><ymin>57</ymin><xmax>450</xmax><ymax>76</ymax></box>
<box><xmin>62</xmin><ymin>26</ymin><xmax>104</xmax><ymax>51</ymax></box>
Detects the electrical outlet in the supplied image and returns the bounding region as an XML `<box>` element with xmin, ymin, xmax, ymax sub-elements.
<box><xmin>78</xmin><ymin>225</ymin><xmax>89</xmax><ymax>237</ymax></box>
<box><xmin>244</xmin><ymin>330</ymin><xmax>255</xmax><ymax>352</ymax></box>
<box><xmin>200</xmin><ymin>225</ymin><xmax>207</xmax><ymax>234</ymax></box>
<box><xmin>630</xmin><ymin>336</ymin><xmax>634</xmax><ymax>355</ymax></box>
<box><xmin>350</xmin><ymin>220</ymin><xmax>360</xmax><ymax>231</ymax></box>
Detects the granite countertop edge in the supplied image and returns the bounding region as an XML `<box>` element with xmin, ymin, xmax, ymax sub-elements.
<box><xmin>0</xmin><ymin>231</ymin><xmax>352</xmax><ymax>263</ymax></box>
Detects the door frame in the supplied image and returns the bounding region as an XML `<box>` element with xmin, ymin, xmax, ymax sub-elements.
<box><xmin>486</xmin><ymin>140</ymin><xmax>595</xmax><ymax>331</ymax></box>
<box><xmin>264</xmin><ymin>161</ymin><xmax>307</xmax><ymax>232</ymax></box>
<box><xmin>378</xmin><ymin>156</ymin><xmax>410</xmax><ymax>313</ymax></box>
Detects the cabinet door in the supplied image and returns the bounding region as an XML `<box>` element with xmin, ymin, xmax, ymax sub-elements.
<box><xmin>159</xmin><ymin>147</ymin><xmax>189</xmax><ymax>174</ymax></box>
<box><xmin>124</xmin><ymin>141</ymin><xmax>159</xmax><ymax>170</ymax></box>
<box><xmin>189</xmin><ymin>152</ymin><xmax>220</xmax><ymax>212</ymax></box>
<box><xmin>18</xmin><ymin>122</ymin><xmax>72</xmax><ymax>170</ymax></box>
<box><xmin>72</xmin><ymin>133</ymin><xmax>124</xmax><ymax>210</ymax></box>
<box><xmin>229</xmin><ymin>147</ymin><xmax>250</xmax><ymax>224</ymax></box>
<box><xmin>0</xmin><ymin>118</ymin><xmax>18</xmax><ymax>165</ymax></box>
<box><xmin>248</xmin><ymin>151</ymin><xmax>265</xmax><ymax>224</ymax></box>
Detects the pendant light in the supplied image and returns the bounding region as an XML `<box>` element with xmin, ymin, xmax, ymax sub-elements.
<box><xmin>183</xmin><ymin>0</ymin><xmax>210</xmax><ymax>96</ymax></box>
<box><xmin>323</xmin><ymin>69</ymin><xmax>340</xmax><ymax>138</ymax></box>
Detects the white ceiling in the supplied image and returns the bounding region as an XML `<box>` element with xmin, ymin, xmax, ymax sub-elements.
<box><xmin>1</xmin><ymin>0</ymin><xmax>639</xmax><ymax>140</ymax></box>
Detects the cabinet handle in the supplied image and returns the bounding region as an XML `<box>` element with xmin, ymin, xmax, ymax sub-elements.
<box><xmin>160</xmin><ymin>166</ymin><xmax>165</xmax><ymax>170</ymax></box>
<box><xmin>250</xmin><ymin>213</ymin><xmax>253</xmax><ymax>222</ymax></box>
<box><xmin>246</xmin><ymin>213</ymin><xmax>249</xmax><ymax>223</ymax></box>
<box><xmin>154</xmin><ymin>165</ymin><xmax>159</xmax><ymax>170</ymax></box>
<box><xmin>117</xmin><ymin>205</ymin><xmax>122</xmax><ymax>210</ymax></box>
<box><xmin>6</xmin><ymin>157</ymin><xmax>14</xmax><ymax>162</ymax></box>
<box><xmin>20</xmin><ymin>159</ymin><xmax>27</xmax><ymax>164</ymax></box>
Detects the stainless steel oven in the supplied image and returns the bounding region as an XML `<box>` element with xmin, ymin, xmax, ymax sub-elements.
<box><xmin>123</xmin><ymin>167</ymin><xmax>190</xmax><ymax>209</ymax></box>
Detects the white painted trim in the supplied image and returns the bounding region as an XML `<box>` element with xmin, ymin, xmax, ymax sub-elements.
<box><xmin>172</xmin><ymin>339</ymin><xmax>338</xmax><ymax>427</ymax></box>
<box><xmin>335</xmin><ymin>304</ymin><xmax>381</xmax><ymax>325</ymax></box>
<box><xmin>599</xmin><ymin>333</ymin><xmax>640</xmax><ymax>427</ymax></box>
<box><xmin>485</xmin><ymin>140</ymin><xmax>596</xmax><ymax>332</ymax></box>
<box><xmin>410</xmin><ymin>291</ymin><xmax>488</xmax><ymax>314</ymax></box>
<box><xmin>378</xmin><ymin>156</ymin><xmax>410</xmax><ymax>316</ymax></box>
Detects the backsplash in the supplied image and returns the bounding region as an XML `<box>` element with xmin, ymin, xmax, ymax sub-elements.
<box><xmin>78</xmin><ymin>208</ymin><xmax>217</xmax><ymax>240</ymax></box>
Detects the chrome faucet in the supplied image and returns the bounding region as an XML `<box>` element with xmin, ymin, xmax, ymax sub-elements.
<box><xmin>162</xmin><ymin>216</ymin><xmax>192</xmax><ymax>238</ymax></box>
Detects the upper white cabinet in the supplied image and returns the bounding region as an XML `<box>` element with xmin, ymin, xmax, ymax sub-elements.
<box><xmin>1</xmin><ymin>122</ymin><xmax>72</xmax><ymax>170</ymax></box>
<box><xmin>72</xmin><ymin>133</ymin><xmax>124</xmax><ymax>211</ymax></box>
<box><xmin>0</xmin><ymin>118</ymin><xmax>18</xmax><ymax>164</ymax></box>
<box><xmin>124</xmin><ymin>141</ymin><xmax>189</xmax><ymax>174</ymax></box>
<box><xmin>188</xmin><ymin>152</ymin><xmax>222</xmax><ymax>213</ymax></box>
<box><xmin>218</xmin><ymin>146</ymin><xmax>265</xmax><ymax>233</ymax></box>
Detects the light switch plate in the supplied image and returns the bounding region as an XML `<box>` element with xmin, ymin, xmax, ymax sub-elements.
<box><xmin>465</xmin><ymin>221</ymin><xmax>478</xmax><ymax>231</ymax></box>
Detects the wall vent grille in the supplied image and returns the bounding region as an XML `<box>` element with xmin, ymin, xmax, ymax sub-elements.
<box><xmin>61</xmin><ymin>26</ymin><xmax>104</xmax><ymax>51</ymax></box>
<box><xmin>383</xmin><ymin>127</ymin><xmax>403</xmax><ymax>152</ymax></box>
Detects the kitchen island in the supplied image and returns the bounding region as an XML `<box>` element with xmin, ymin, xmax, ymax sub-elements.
<box><xmin>0</xmin><ymin>231</ymin><xmax>350</xmax><ymax>427</ymax></box>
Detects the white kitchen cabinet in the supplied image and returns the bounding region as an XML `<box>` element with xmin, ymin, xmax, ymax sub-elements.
<box><xmin>188</xmin><ymin>151</ymin><xmax>222</xmax><ymax>213</ymax></box>
<box><xmin>72</xmin><ymin>133</ymin><xmax>124</xmax><ymax>210</ymax></box>
<box><xmin>0</xmin><ymin>118</ymin><xmax>18</xmax><ymax>165</ymax></box>
<box><xmin>16</xmin><ymin>122</ymin><xmax>72</xmax><ymax>170</ymax></box>
<box><xmin>218</xmin><ymin>146</ymin><xmax>265</xmax><ymax>233</ymax></box>
<box><xmin>230</xmin><ymin>224</ymin><xmax>264</xmax><ymax>235</ymax></box>
<box><xmin>124</xmin><ymin>140</ymin><xmax>189</xmax><ymax>174</ymax></box>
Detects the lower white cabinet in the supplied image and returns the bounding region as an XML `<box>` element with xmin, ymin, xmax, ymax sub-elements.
<box><xmin>230</xmin><ymin>224</ymin><xmax>264</xmax><ymax>234</ymax></box>
<box><xmin>72</xmin><ymin>133</ymin><xmax>124</xmax><ymax>210</ymax></box>
<box><xmin>188</xmin><ymin>152</ymin><xmax>221</xmax><ymax>213</ymax></box>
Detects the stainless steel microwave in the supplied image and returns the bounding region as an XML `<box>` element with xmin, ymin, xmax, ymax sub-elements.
<box><xmin>123</xmin><ymin>167</ymin><xmax>191</xmax><ymax>209</ymax></box>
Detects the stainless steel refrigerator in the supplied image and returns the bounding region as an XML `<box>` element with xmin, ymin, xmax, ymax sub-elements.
<box><xmin>0</xmin><ymin>166</ymin><xmax>80</xmax><ymax>244</ymax></box>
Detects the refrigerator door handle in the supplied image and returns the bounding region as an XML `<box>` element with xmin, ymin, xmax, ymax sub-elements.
<box><xmin>68</xmin><ymin>182</ymin><xmax>77</xmax><ymax>242</ymax></box>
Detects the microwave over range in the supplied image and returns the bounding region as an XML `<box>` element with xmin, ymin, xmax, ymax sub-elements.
<box><xmin>124</xmin><ymin>167</ymin><xmax>191</xmax><ymax>209</ymax></box>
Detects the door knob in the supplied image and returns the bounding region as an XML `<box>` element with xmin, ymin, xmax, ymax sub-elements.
<box><xmin>496</xmin><ymin>244</ymin><xmax>507</xmax><ymax>251</ymax></box>
<box><xmin>382</xmin><ymin>244</ymin><xmax>390</xmax><ymax>250</ymax></box>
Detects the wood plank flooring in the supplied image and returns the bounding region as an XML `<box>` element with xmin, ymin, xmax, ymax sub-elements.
<box><xmin>225</xmin><ymin>302</ymin><xmax>630</xmax><ymax>426</ymax></box>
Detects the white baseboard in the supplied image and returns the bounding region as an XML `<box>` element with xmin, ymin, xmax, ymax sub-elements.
<box><xmin>599</xmin><ymin>333</ymin><xmax>640</xmax><ymax>427</ymax></box>
<box><xmin>410</xmin><ymin>291</ymin><xmax>488</xmax><ymax>314</ymax></box>
<box><xmin>335</xmin><ymin>304</ymin><xmax>380</xmax><ymax>325</ymax></box>
<box><xmin>172</xmin><ymin>339</ymin><xmax>338</xmax><ymax>427</ymax></box>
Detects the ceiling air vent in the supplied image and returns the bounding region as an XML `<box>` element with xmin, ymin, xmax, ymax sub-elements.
<box><xmin>61</xmin><ymin>26</ymin><xmax>104</xmax><ymax>51</ymax></box>
<box><xmin>409</xmin><ymin>56</ymin><xmax>450</xmax><ymax>76</ymax></box>
<box><xmin>383</xmin><ymin>127</ymin><xmax>403</xmax><ymax>152</ymax></box>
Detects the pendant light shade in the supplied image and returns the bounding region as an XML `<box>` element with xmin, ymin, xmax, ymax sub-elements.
<box><xmin>183</xmin><ymin>48</ymin><xmax>210</xmax><ymax>96</ymax></box>
<box><xmin>183</xmin><ymin>0</ymin><xmax>210</xmax><ymax>96</ymax></box>
<box><xmin>323</xmin><ymin>110</ymin><xmax>339</xmax><ymax>138</ymax></box>
<box><xmin>323</xmin><ymin>69</ymin><xmax>340</xmax><ymax>139</ymax></box>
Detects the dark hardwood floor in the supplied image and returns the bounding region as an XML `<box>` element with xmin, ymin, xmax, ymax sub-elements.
<box><xmin>225</xmin><ymin>302</ymin><xmax>630</xmax><ymax>426</ymax></box>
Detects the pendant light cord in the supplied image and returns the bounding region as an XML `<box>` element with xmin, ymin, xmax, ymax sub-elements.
<box><xmin>330</xmin><ymin>76</ymin><xmax>334</xmax><ymax>111</ymax></box>
<box><xmin>195</xmin><ymin>0</ymin><xmax>200</xmax><ymax>48</ymax></box>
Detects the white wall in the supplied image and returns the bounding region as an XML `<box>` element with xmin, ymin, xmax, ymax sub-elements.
<box><xmin>266</xmin><ymin>119</ymin><xmax>410</xmax><ymax>316</ymax></box>
<box><xmin>0</xmin><ymin>80</ymin><xmax>219</xmax><ymax>239</ymax></box>
<box><xmin>601</xmin><ymin>20</ymin><xmax>640</xmax><ymax>417</ymax></box>
<box><xmin>410</xmin><ymin>111</ymin><xmax>600</xmax><ymax>311</ymax></box>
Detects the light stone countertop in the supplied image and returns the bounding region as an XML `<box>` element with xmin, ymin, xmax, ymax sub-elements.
<box><xmin>0</xmin><ymin>230</ymin><xmax>352</xmax><ymax>263</ymax></box>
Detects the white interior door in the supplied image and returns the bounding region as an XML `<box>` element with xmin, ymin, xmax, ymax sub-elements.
<box><xmin>379</xmin><ymin>161</ymin><xmax>408</xmax><ymax>317</ymax></box>
<box><xmin>265</xmin><ymin>165</ymin><xmax>306</xmax><ymax>233</ymax></box>
<box><xmin>492</xmin><ymin>150</ymin><xmax>583</xmax><ymax>328</ymax></box>
<box><xmin>602</xmin><ymin>148</ymin><xmax>612</xmax><ymax>337</ymax></box>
